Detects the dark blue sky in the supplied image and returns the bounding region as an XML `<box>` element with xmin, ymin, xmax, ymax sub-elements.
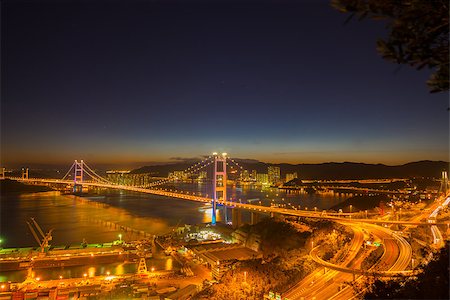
<box><xmin>2</xmin><ymin>0</ymin><xmax>448</xmax><ymax>167</ymax></box>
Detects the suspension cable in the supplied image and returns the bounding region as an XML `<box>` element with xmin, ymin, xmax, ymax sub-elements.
<box><xmin>147</xmin><ymin>156</ymin><xmax>214</xmax><ymax>187</ymax></box>
<box><xmin>61</xmin><ymin>162</ymin><xmax>76</xmax><ymax>181</ymax></box>
<box><xmin>82</xmin><ymin>162</ymin><xmax>112</xmax><ymax>184</ymax></box>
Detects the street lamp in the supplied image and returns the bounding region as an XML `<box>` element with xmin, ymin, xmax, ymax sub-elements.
<box><xmin>244</xmin><ymin>271</ymin><xmax>247</xmax><ymax>283</ymax></box>
<box><xmin>118</xmin><ymin>234</ymin><xmax>122</xmax><ymax>242</ymax></box>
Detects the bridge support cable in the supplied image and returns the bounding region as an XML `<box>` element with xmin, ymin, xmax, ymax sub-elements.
<box><xmin>81</xmin><ymin>161</ymin><xmax>113</xmax><ymax>184</ymax></box>
<box><xmin>61</xmin><ymin>161</ymin><xmax>76</xmax><ymax>181</ymax></box>
<box><xmin>227</xmin><ymin>157</ymin><xmax>254</xmax><ymax>183</ymax></box>
<box><xmin>145</xmin><ymin>156</ymin><xmax>214</xmax><ymax>188</ymax></box>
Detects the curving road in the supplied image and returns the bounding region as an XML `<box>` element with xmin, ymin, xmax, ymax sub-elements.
<box><xmin>283</xmin><ymin>221</ymin><xmax>413</xmax><ymax>300</ymax></box>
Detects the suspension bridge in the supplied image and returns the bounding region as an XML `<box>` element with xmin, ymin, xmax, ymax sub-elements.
<box><xmin>3</xmin><ymin>153</ymin><xmax>449</xmax><ymax>228</ymax></box>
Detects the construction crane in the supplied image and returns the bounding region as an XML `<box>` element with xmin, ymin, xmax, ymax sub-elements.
<box><xmin>26</xmin><ymin>217</ymin><xmax>53</xmax><ymax>254</ymax></box>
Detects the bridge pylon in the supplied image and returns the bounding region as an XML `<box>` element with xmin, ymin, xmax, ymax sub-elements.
<box><xmin>73</xmin><ymin>160</ymin><xmax>84</xmax><ymax>193</ymax></box>
<box><xmin>439</xmin><ymin>171</ymin><xmax>449</xmax><ymax>195</ymax></box>
<box><xmin>21</xmin><ymin>168</ymin><xmax>29</xmax><ymax>180</ymax></box>
<box><xmin>212</xmin><ymin>153</ymin><xmax>227</xmax><ymax>225</ymax></box>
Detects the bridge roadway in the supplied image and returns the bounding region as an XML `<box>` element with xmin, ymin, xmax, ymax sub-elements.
<box><xmin>8</xmin><ymin>177</ymin><xmax>449</xmax><ymax>226</ymax></box>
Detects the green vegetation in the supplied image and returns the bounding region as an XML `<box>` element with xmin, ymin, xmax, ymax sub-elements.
<box><xmin>197</xmin><ymin>219</ymin><xmax>316</xmax><ymax>299</ymax></box>
<box><xmin>361</xmin><ymin>246</ymin><xmax>384</xmax><ymax>270</ymax></box>
<box><xmin>198</xmin><ymin>256</ymin><xmax>316</xmax><ymax>300</ymax></box>
<box><xmin>0</xmin><ymin>179</ymin><xmax>52</xmax><ymax>195</ymax></box>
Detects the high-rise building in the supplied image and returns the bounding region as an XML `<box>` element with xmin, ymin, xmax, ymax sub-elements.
<box><xmin>106</xmin><ymin>170</ymin><xmax>130</xmax><ymax>185</ymax></box>
<box><xmin>256</xmin><ymin>173</ymin><xmax>269</xmax><ymax>184</ymax></box>
<box><xmin>198</xmin><ymin>171</ymin><xmax>207</xmax><ymax>180</ymax></box>
<box><xmin>285</xmin><ymin>172</ymin><xmax>298</xmax><ymax>183</ymax></box>
<box><xmin>240</xmin><ymin>170</ymin><xmax>250</xmax><ymax>181</ymax></box>
<box><xmin>251</xmin><ymin>170</ymin><xmax>257</xmax><ymax>181</ymax></box>
<box><xmin>173</xmin><ymin>171</ymin><xmax>188</xmax><ymax>180</ymax></box>
<box><xmin>268</xmin><ymin>166</ymin><xmax>281</xmax><ymax>185</ymax></box>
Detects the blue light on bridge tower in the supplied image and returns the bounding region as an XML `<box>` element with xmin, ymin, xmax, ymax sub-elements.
<box><xmin>212</xmin><ymin>152</ymin><xmax>227</xmax><ymax>225</ymax></box>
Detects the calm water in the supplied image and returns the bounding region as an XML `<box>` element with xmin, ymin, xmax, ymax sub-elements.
<box><xmin>0</xmin><ymin>183</ymin><xmax>347</xmax><ymax>282</ymax></box>
<box><xmin>1</xmin><ymin>183</ymin><xmax>346</xmax><ymax>248</ymax></box>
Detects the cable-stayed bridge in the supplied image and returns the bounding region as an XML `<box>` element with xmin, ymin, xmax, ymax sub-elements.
<box><xmin>4</xmin><ymin>153</ymin><xmax>449</xmax><ymax>228</ymax></box>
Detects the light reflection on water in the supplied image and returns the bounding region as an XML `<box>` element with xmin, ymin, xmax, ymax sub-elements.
<box><xmin>1</xmin><ymin>183</ymin><xmax>348</xmax><ymax>282</ymax></box>
<box><xmin>1</xmin><ymin>258</ymin><xmax>176</xmax><ymax>282</ymax></box>
<box><xmin>1</xmin><ymin>183</ymin><xmax>347</xmax><ymax>247</ymax></box>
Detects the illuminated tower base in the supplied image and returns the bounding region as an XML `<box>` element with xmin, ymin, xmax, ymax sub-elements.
<box><xmin>212</xmin><ymin>153</ymin><xmax>227</xmax><ymax>225</ymax></box>
<box><xmin>73</xmin><ymin>160</ymin><xmax>84</xmax><ymax>193</ymax></box>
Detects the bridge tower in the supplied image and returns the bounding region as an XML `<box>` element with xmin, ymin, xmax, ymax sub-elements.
<box><xmin>212</xmin><ymin>153</ymin><xmax>227</xmax><ymax>225</ymax></box>
<box><xmin>73</xmin><ymin>160</ymin><xmax>84</xmax><ymax>193</ymax></box>
<box><xmin>21</xmin><ymin>168</ymin><xmax>29</xmax><ymax>180</ymax></box>
<box><xmin>440</xmin><ymin>171</ymin><xmax>449</xmax><ymax>195</ymax></box>
<box><xmin>1</xmin><ymin>167</ymin><xmax>5</xmax><ymax>179</ymax></box>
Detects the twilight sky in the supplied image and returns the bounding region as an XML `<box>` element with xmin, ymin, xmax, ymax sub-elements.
<box><xmin>2</xmin><ymin>0</ymin><xmax>449</xmax><ymax>167</ymax></box>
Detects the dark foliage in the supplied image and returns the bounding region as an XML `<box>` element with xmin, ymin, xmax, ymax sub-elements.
<box><xmin>331</xmin><ymin>194</ymin><xmax>390</xmax><ymax>211</ymax></box>
<box><xmin>0</xmin><ymin>179</ymin><xmax>52</xmax><ymax>195</ymax></box>
<box><xmin>332</xmin><ymin>0</ymin><xmax>449</xmax><ymax>93</ymax></box>
<box><xmin>364</xmin><ymin>242</ymin><xmax>450</xmax><ymax>299</ymax></box>
<box><xmin>241</xmin><ymin>218</ymin><xmax>310</xmax><ymax>253</ymax></box>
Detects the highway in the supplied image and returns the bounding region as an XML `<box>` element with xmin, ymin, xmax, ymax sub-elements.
<box><xmin>283</xmin><ymin>221</ymin><xmax>413</xmax><ymax>300</ymax></box>
<box><xmin>283</xmin><ymin>223</ymin><xmax>365</xmax><ymax>300</ymax></box>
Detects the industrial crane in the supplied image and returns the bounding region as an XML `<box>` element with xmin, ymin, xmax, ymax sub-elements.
<box><xmin>26</xmin><ymin>217</ymin><xmax>53</xmax><ymax>254</ymax></box>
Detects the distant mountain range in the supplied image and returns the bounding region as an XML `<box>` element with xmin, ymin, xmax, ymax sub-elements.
<box><xmin>131</xmin><ymin>160</ymin><xmax>449</xmax><ymax>180</ymax></box>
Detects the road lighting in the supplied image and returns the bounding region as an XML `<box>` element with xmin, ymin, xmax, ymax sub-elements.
<box><xmin>244</xmin><ymin>271</ymin><xmax>247</xmax><ymax>283</ymax></box>
<box><xmin>118</xmin><ymin>234</ymin><xmax>122</xmax><ymax>242</ymax></box>
<box><xmin>83</xmin><ymin>273</ymin><xmax>87</xmax><ymax>280</ymax></box>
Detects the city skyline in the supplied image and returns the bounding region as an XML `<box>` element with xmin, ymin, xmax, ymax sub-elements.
<box><xmin>2</xmin><ymin>0</ymin><xmax>449</xmax><ymax>167</ymax></box>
